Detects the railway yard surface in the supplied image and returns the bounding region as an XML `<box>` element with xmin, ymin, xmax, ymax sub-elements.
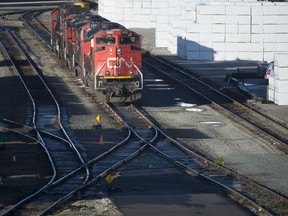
<box><xmin>136</xmin><ymin>29</ymin><xmax>288</xmax><ymax>196</ymax></box>
<box><xmin>0</xmin><ymin>3</ymin><xmax>288</xmax><ymax>216</ymax></box>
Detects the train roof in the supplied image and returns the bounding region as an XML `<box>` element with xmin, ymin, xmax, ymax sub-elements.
<box><xmin>70</xmin><ymin>13</ymin><xmax>107</xmax><ymax>30</ymax></box>
<box><xmin>59</xmin><ymin>5</ymin><xmax>88</xmax><ymax>17</ymax></box>
<box><xmin>84</xmin><ymin>22</ymin><xmax>126</xmax><ymax>39</ymax></box>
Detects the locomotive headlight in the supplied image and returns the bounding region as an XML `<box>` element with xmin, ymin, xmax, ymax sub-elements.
<box><xmin>129</xmin><ymin>71</ymin><xmax>133</xmax><ymax>75</ymax></box>
<box><xmin>117</xmin><ymin>48</ymin><xmax>122</xmax><ymax>56</ymax></box>
<box><xmin>105</xmin><ymin>71</ymin><xmax>110</xmax><ymax>75</ymax></box>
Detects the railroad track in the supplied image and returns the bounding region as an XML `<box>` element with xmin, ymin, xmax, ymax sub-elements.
<box><xmin>111</xmin><ymin>103</ymin><xmax>288</xmax><ymax>215</ymax></box>
<box><xmin>38</xmin><ymin>94</ymin><xmax>287</xmax><ymax>215</ymax></box>
<box><xmin>49</xmin><ymin>100</ymin><xmax>288</xmax><ymax>215</ymax></box>
<box><xmin>143</xmin><ymin>54</ymin><xmax>288</xmax><ymax>154</ymax></box>
<box><xmin>21</xmin><ymin>7</ymin><xmax>288</xmax><ymax>145</ymax></box>
<box><xmin>0</xmin><ymin>26</ymin><xmax>89</xmax><ymax>215</ymax></box>
<box><xmin>30</xmin><ymin>103</ymin><xmax>158</xmax><ymax>215</ymax></box>
<box><xmin>11</xmin><ymin>9</ymin><xmax>288</xmax><ymax>215</ymax></box>
<box><xmin>21</xmin><ymin>9</ymin><xmax>52</xmax><ymax>48</ymax></box>
<box><xmin>1</xmin><ymin>13</ymin><xmax>157</xmax><ymax>216</ymax></box>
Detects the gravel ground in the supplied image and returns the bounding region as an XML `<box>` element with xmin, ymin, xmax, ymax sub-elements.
<box><xmin>0</xmin><ymin>12</ymin><xmax>125</xmax><ymax>214</ymax></box>
<box><xmin>0</xmin><ymin>18</ymin><xmax>52</xmax><ymax>211</ymax></box>
<box><xmin>141</xmin><ymin>65</ymin><xmax>288</xmax><ymax>197</ymax></box>
<box><xmin>15</xmin><ymin>12</ymin><xmax>127</xmax><ymax>160</ymax></box>
<box><xmin>138</xmin><ymin>25</ymin><xmax>288</xmax><ymax>198</ymax></box>
<box><xmin>1</xmin><ymin>8</ymin><xmax>287</xmax><ymax>215</ymax></box>
<box><xmin>54</xmin><ymin>199</ymin><xmax>123</xmax><ymax>216</ymax></box>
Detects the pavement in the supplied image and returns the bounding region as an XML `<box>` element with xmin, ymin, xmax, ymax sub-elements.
<box><xmin>133</xmin><ymin>28</ymin><xmax>288</xmax><ymax>124</ymax></box>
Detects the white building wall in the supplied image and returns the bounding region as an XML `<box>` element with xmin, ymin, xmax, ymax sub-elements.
<box><xmin>98</xmin><ymin>0</ymin><xmax>288</xmax><ymax>61</ymax></box>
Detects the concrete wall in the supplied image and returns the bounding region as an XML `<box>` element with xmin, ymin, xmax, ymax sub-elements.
<box><xmin>98</xmin><ymin>0</ymin><xmax>288</xmax><ymax>62</ymax></box>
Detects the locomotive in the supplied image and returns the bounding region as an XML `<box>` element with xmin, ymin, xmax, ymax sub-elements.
<box><xmin>50</xmin><ymin>3</ymin><xmax>143</xmax><ymax>102</ymax></box>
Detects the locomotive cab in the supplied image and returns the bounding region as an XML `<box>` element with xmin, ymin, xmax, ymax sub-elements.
<box><xmin>90</xmin><ymin>28</ymin><xmax>143</xmax><ymax>102</ymax></box>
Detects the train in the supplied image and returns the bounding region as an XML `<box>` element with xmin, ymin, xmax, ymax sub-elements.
<box><xmin>50</xmin><ymin>2</ymin><xmax>143</xmax><ymax>102</ymax></box>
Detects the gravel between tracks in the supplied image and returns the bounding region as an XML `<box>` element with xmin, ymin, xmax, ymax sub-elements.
<box><xmin>0</xmin><ymin>19</ymin><xmax>52</xmax><ymax>211</ymax></box>
<box><xmin>0</xmin><ymin>13</ymin><xmax>126</xmax><ymax>215</ymax></box>
<box><xmin>1</xmin><ymin>9</ymin><xmax>287</xmax><ymax>215</ymax></box>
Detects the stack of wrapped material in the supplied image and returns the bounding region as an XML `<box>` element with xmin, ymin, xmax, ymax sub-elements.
<box><xmin>268</xmin><ymin>53</ymin><xmax>288</xmax><ymax>105</ymax></box>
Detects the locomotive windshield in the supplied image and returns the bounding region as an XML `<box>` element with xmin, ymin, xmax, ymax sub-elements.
<box><xmin>120</xmin><ymin>36</ymin><xmax>138</xmax><ymax>44</ymax></box>
<box><xmin>96</xmin><ymin>37</ymin><xmax>115</xmax><ymax>44</ymax></box>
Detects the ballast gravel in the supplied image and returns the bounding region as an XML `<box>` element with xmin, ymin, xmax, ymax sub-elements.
<box><xmin>0</xmin><ymin>9</ymin><xmax>287</xmax><ymax>215</ymax></box>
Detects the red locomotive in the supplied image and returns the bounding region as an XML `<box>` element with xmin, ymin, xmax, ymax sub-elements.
<box><xmin>51</xmin><ymin>3</ymin><xmax>143</xmax><ymax>102</ymax></box>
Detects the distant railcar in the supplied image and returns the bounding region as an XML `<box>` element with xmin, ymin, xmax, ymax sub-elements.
<box><xmin>51</xmin><ymin>3</ymin><xmax>143</xmax><ymax>102</ymax></box>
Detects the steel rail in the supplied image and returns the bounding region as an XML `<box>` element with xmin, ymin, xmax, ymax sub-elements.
<box><xmin>21</xmin><ymin>10</ymin><xmax>52</xmax><ymax>49</ymax></box>
<box><xmin>41</xmin><ymin>126</ymin><xmax>157</xmax><ymax>215</ymax></box>
<box><xmin>39</xmin><ymin>99</ymin><xmax>159</xmax><ymax>215</ymax></box>
<box><xmin>21</xmin><ymin>10</ymin><xmax>92</xmax><ymax>185</ymax></box>
<box><xmin>90</xmin><ymin>101</ymin><xmax>279</xmax><ymax>215</ymax></box>
<box><xmin>0</xmin><ymin>127</ymin><xmax>59</xmax><ymax>212</ymax></box>
<box><xmin>1</xmin><ymin>118</ymin><xmax>130</xmax><ymax>215</ymax></box>
<box><xmin>22</xmin><ymin>11</ymin><xmax>91</xmax><ymax>176</ymax></box>
<box><xmin>1</xmin><ymin>9</ymin><xmax>152</xmax><ymax>216</ymax></box>
<box><xmin>146</xmin><ymin>55</ymin><xmax>288</xmax><ymax>136</ymax></box>
<box><xmin>4</xmin><ymin>11</ymin><xmax>146</xmax><ymax>215</ymax></box>
<box><xmin>133</xmin><ymin>103</ymin><xmax>281</xmax><ymax>197</ymax></box>
<box><xmin>33</xmin><ymin>10</ymin><xmax>51</xmax><ymax>34</ymax></box>
<box><xmin>104</xmin><ymin>102</ymin><xmax>275</xmax><ymax>215</ymax></box>
<box><xmin>0</xmin><ymin>26</ymin><xmax>57</xmax><ymax>181</ymax></box>
<box><xmin>131</xmin><ymin>104</ymin><xmax>288</xmax><ymax>215</ymax></box>
<box><xmin>0</xmin><ymin>26</ymin><xmax>89</xmax><ymax>215</ymax></box>
<box><xmin>143</xmin><ymin>57</ymin><xmax>288</xmax><ymax>154</ymax></box>
<box><xmin>1</xmin><ymin>118</ymin><xmax>82</xmax><ymax>154</ymax></box>
<box><xmin>39</xmin><ymin>82</ymin><xmax>279</xmax><ymax>215</ymax></box>
<box><xmin>19</xmin><ymin>10</ymin><xmax>282</xmax><ymax>215</ymax></box>
<box><xmin>150</xmin><ymin>55</ymin><xmax>288</xmax><ymax>129</ymax></box>
<box><xmin>147</xmin><ymin>143</ymin><xmax>273</xmax><ymax>215</ymax></box>
<box><xmin>0</xmin><ymin>26</ymin><xmax>58</xmax><ymax>216</ymax></box>
<box><xmin>2</xmin><ymin>98</ymin><xmax>134</xmax><ymax>215</ymax></box>
<box><xmin>8</xmin><ymin>24</ymin><xmax>90</xmax><ymax>181</ymax></box>
<box><xmin>22</xmin><ymin>9</ymin><xmax>90</xmax><ymax>178</ymax></box>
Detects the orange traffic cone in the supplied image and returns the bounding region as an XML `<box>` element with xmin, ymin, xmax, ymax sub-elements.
<box><xmin>99</xmin><ymin>135</ymin><xmax>104</xmax><ymax>144</ymax></box>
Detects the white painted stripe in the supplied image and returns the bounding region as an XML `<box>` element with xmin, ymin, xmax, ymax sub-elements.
<box><xmin>186</xmin><ymin>108</ymin><xmax>203</xmax><ymax>112</ymax></box>
<box><xmin>199</xmin><ymin>121</ymin><xmax>222</xmax><ymax>124</ymax></box>
<box><xmin>177</xmin><ymin>102</ymin><xmax>197</xmax><ymax>107</ymax></box>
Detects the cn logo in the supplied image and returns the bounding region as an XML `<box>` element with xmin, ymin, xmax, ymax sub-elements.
<box><xmin>107</xmin><ymin>57</ymin><xmax>133</xmax><ymax>68</ymax></box>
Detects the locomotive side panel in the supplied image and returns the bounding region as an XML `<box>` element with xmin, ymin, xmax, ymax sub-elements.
<box><xmin>50</xmin><ymin>8</ymin><xmax>59</xmax><ymax>51</ymax></box>
<box><xmin>51</xmin><ymin>5</ymin><xmax>88</xmax><ymax>59</ymax></box>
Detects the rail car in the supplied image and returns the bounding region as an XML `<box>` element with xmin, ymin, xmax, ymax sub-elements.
<box><xmin>50</xmin><ymin>3</ymin><xmax>143</xmax><ymax>102</ymax></box>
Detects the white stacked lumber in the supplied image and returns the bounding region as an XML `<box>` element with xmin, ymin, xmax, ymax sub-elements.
<box><xmin>264</xmin><ymin>52</ymin><xmax>274</xmax><ymax>62</ymax></box>
<box><xmin>274</xmin><ymin>91</ymin><xmax>288</xmax><ymax>105</ymax></box>
<box><xmin>98</xmin><ymin>0</ymin><xmax>288</xmax><ymax>62</ymax></box>
<box><xmin>274</xmin><ymin>79</ymin><xmax>288</xmax><ymax>92</ymax></box>
<box><xmin>275</xmin><ymin>67</ymin><xmax>288</xmax><ymax>80</ymax></box>
<box><xmin>270</xmin><ymin>53</ymin><xmax>288</xmax><ymax>105</ymax></box>
<box><xmin>274</xmin><ymin>53</ymin><xmax>288</xmax><ymax>67</ymax></box>
<box><xmin>249</xmin><ymin>52</ymin><xmax>263</xmax><ymax>61</ymax></box>
<box><xmin>267</xmin><ymin>88</ymin><xmax>275</xmax><ymax>102</ymax></box>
